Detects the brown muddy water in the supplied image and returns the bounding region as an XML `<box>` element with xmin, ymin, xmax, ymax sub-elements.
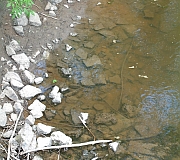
<box><xmin>35</xmin><ymin>0</ymin><xmax>180</xmax><ymax>159</ymax></box>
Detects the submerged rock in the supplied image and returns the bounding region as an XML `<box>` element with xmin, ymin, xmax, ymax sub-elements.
<box><xmin>83</xmin><ymin>55</ymin><xmax>102</xmax><ymax>67</ymax></box>
<box><xmin>95</xmin><ymin>113</ymin><xmax>117</xmax><ymax>125</ymax></box>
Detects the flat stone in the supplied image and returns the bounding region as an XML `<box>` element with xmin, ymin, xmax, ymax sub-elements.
<box><xmin>30</xmin><ymin>109</ymin><xmax>43</xmax><ymax>119</ymax></box>
<box><xmin>45</xmin><ymin>2</ymin><xmax>52</xmax><ymax>10</ymax></box>
<box><xmin>99</xmin><ymin>30</ymin><xmax>116</xmax><ymax>38</ymax></box>
<box><xmin>84</xmin><ymin>41</ymin><xmax>95</xmax><ymax>49</ymax></box>
<box><xmin>34</xmin><ymin>77</ymin><xmax>43</xmax><ymax>85</ymax></box>
<box><xmin>122</xmin><ymin>104</ymin><xmax>139</xmax><ymax>118</ymax></box>
<box><xmin>44</xmin><ymin>109</ymin><xmax>56</xmax><ymax>120</ymax></box>
<box><xmin>19</xmin><ymin>85</ymin><xmax>42</xmax><ymax>99</ymax></box>
<box><xmin>81</xmin><ymin>78</ymin><xmax>95</xmax><ymax>86</ymax></box>
<box><xmin>83</xmin><ymin>55</ymin><xmax>102</xmax><ymax>67</ymax></box>
<box><xmin>75</xmin><ymin>48</ymin><xmax>88</xmax><ymax>59</ymax></box>
<box><xmin>95</xmin><ymin>113</ymin><xmax>117</xmax><ymax>125</ymax></box>
<box><xmin>6</xmin><ymin>45</ymin><xmax>16</xmax><ymax>56</ymax></box>
<box><xmin>109</xmin><ymin>75</ymin><xmax>121</xmax><ymax>84</ymax></box>
<box><xmin>93</xmin><ymin>74</ymin><xmax>106</xmax><ymax>85</ymax></box>
<box><xmin>49</xmin><ymin>11</ymin><xmax>56</xmax><ymax>17</ymax></box>
<box><xmin>2</xmin><ymin>130</ymin><xmax>13</xmax><ymax>138</ymax></box>
<box><xmin>122</xmin><ymin>25</ymin><xmax>137</xmax><ymax>37</ymax></box>
<box><xmin>29</xmin><ymin>12</ymin><xmax>42</xmax><ymax>26</ymax></box>
<box><xmin>49</xmin><ymin>86</ymin><xmax>59</xmax><ymax>99</ymax></box>
<box><xmin>116</xmin><ymin>17</ymin><xmax>129</xmax><ymax>25</ymax></box>
<box><xmin>93</xmin><ymin>103</ymin><xmax>104</xmax><ymax>111</ymax></box>
<box><xmin>13</xmin><ymin>26</ymin><xmax>24</xmax><ymax>36</ymax></box>
<box><xmin>10</xmin><ymin>78</ymin><xmax>24</xmax><ymax>88</ymax></box>
<box><xmin>70</xmin><ymin>109</ymin><xmax>81</xmax><ymax>125</ymax></box>
<box><xmin>94</xmin><ymin>23</ymin><xmax>104</xmax><ymax>30</ymax></box>
<box><xmin>4</xmin><ymin>71</ymin><xmax>22</xmax><ymax>83</ymax></box>
<box><xmin>0</xmin><ymin>109</ymin><xmax>7</xmax><ymax>127</ymax></box>
<box><xmin>12</xmin><ymin>53</ymin><xmax>30</xmax><ymax>70</ymax></box>
<box><xmin>52</xmin><ymin>92</ymin><xmax>62</xmax><ymax>104</ymax></box>
<box><xmin>144</xmin><ymin>9</ymin><xmax>154</xmax><ymax>18</ymax></box>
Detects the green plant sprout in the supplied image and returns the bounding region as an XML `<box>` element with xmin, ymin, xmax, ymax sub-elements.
<box><xmin>7</xmin><ymin>0</ymin><xmax>34</xmax><ymax>19</ymax></box>
<box><xmin>52</xmin><ymin>79</ymin><xmax>57</xmax><ymax>83</ymax></box>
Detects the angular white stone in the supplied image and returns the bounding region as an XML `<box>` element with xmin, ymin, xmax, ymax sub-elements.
<box><xmin>37</xmin><ymin>137</ymin><xmax>52</xmax><ymax>148</ymax></box>
<box><xmin>18</xmin><ymin>123</ymin><xmax>35</xmax><ymax>151</ymax></box>
<box><xmin>28</xmin><ymin>99</ymin><xmax>46</xmax><ymax>111</ymax></box>
<box><xmin>23</xmin><ymin>70</ymin><xmax>35</xmax><ymax>84</ymax></box>
<box><xmin>6</xmin><ymin>45</ymin><xmax>16</xmax><ymax>56</ymax></box>
<box><xmin>2</xmin><ymin>130</ymin><xmax>13</xmax><ymax>138</ymax></box>
<box><xmin>37</xmin><ymin>123</ymin><xmax>53</xmax><ymax>134</ymax></box>
<box><xmin>3</xmin><ymin>103</ymin><xmax>13</xmax><ymax>114</ymax></box>
<box><xmin>19</xmin><ymin>85</ymin><xmax>42</xmax><ymax>99</ymax></box>
<box><xmin>32</xmin><ymin>155</ymin><xmax>43</xmax><ymax>160</ymax></box>
<box><xmin>2</xmin><ymin>86</ymin><xmax>19</xmax><ymax>101</ymax></box>
<box><xmin>29</xmin><ymin>12</ymin><xmax>42</xmax><ymax>26</ymax></box>
<box><xmin>4</xmin><ymin>71</ymin><xmax>22</xmax><ymax>83</ymax></box>
<box><xmin>13</xmin><ymin>102</ymin><xmax>23</xmax><ymax>113</ymax></box>
<box><xmin>30</xmin><ymin>109</ymin><xmax>43</xmax><ymax>119</ymax></box>
<box><xmin>11</xmin><ymin>113</ymin><xmax>18</xmax><ymax>122</ymax></box>
<box><xmin>109</xmin><ymin>142</ymin><xmax>119</xmax><ymax>152</ymax></box>
<box><xmin>52</xmin><ymin>92</ymin><xmax>62</xmax><ymax>104</ymax></box>
<box><xmin>25</xmin><ymin>115</ymin><xmax>35</xmax><ymax>125</ymax></box>
<box><xmin>12</xmin><ymin>53</ymin><xmax>30</xmax><ymax>70</ymax></box>
<box><xmin>49</xmin><ymin>86</ymin><xmax>59</xmax><ymax>99</ymax></box>
<box><xmin>0</xmin><ymin>109</ymin><xmax>7</xmax><ymax>127</ymax></box>
<box><xmin>37</xmin><ymin>95</ymin><xmax>46</xmax><ymax>101</ymax></box>
<box><xmin>10</xmin><ymin>78</ymin><xmax>24</xmax><ymax>88</ymax></box>
<box><xmin>14</xmin><ymin>14</ymin><xmax>28</xmax><ymax>26</ymax></box>
<box><xmin>9</xmin><ymin>39</ymin><xmax>21</xmax><ymax>51</ymax></box>
<box><xmin>51</xmin><ymin>131</ymin><xmax>72</xmax><ymax>145</ymax></box>
<box><xmin>34</xmin><ymin>77</ymin><xmax>43</xmax><ymax>85</ymax></box>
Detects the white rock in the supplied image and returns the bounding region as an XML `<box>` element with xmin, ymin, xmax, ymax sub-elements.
<box><xmin>32</xmin><ymin>50</ymin><xmax>40</xmax><ymax>58</ymax></box>
<box><xmin>30</xmin><ymin>109</ymin><xmax>43</xmax><ymax>119</ymax></box>
<box><xmin>80</xmin><ymin>112</ymin><xmax>88</xmax><ymax>124</ymax></box>
<box><xmin>45</xmin><ymin>2</ymin><xmax>52</xmax><ymax>10</ymax></box>
<box><xmin>29</xmin><ymin>134</ymin><xmax>37</xmax><ymax>150</ymax></box>
<box><xmin>49</xmin><ymin>86</ymin><xmax>59</xmax><ymax>99</ymax></box>
<box><xmin>23</xmin><ymin>70</ymin><xmax>35</xmax><ymax>84</ymax></box>
<box><xmin>28</xmin><ymin>99</ymin><xmax>46</xmax><ymax>111</ymax></box>
<box><xmin>29</xmin><ymin>12</ymin><xmax>42</xmax><ymax>26</ymax></box>
<box><xmin>66</xmin><ymin>44</ymin><xmax>72</xmax><ymax>51</ymax></box>
<box><xmin>43</xmin><ymin>50</ymin><xmax>50</xmax><ymax>59</ymax></box>
<box><xmin>109</xmin><ymin>142</ymin><xmax>119</xmax><ymax>152</ymax></box>
<box><xmin>11</xmin><ymin>113</ymin><xmax>18</xmax><ymax>122</ymax></box>
<box><xmin>12</xmin><ymin>53</ymin><xmax>30</xmax><ymax>70</ymax></box>
<box><xmin>52</xmin><ymin>92</ymin><xmax>62</xmax><ymax>104</ymax></box>
<box><xmin>34</xmin><ymin>77</ymin><xmax>43</xmax><ymax>85</ymax></box>
<box><xmin>37</xmin><ymin>95</ymin><xmax>46</xmax><ymax>101</ymax></box>
<box><xmin>37</xmin><ymin>123</ymin><xmax>53</xmax><ymax>134</ymax></box>
<box><xmin>33</xmin><ymin>155</ymin><xmax>43</xmax><ymax>160</ymax></box>
<box><xmin>10</xmin><ymin>78</ymin><xmax>24</xmax><ymax>88</ymax></box>
<box><xmin>51</xmin><ymin>131</ymin><xmax>72</xmax><ymax>145</ymax></box>
<box><xmin>3</xmin><ymin>103</ymin><xmax>13</xmax><ymax>114</ymax></box>
<box><xmin>1</xmin><ymin>86</ymin><xmax>19</xmax><ymax>101</ymax></box>
<box><xmin>4</xmin><ymin>71</ymin><xmax>22</xmax><ymax>83</ymax></box>
<box><xmin>2</xmin><ymin>130</ymin><xmax>13</xmax><ymax>138</ymax></box>
<box><xmin>37</xmin><ymin>137</ymin><xmax>52</xmax><ymax>148</ymax></box>
<box><xmin>1</xmin><ymin>80</ymin><xmax>9</xmax><ymax>90</ymax></box>
<box><xmin>49</xmin><ymin>11</ymin><xmax>56</xmax><ymax>17</ymax></box>
<box><xmin>19</xmin><ymin>85</ymin><xmax>42</xmax><ymax>99</ymax></box>
<box><xmin>25</xmin><ymin>115</ymin><xmax>35</xmax><ymax>125</ymax></box>
<box><xmin>18</xmin><ymin>123</ymin><xmax>35</xmax><ymax>151</ymax></box>
<box><xmin>49</xmin><ymin>0</ymin><xmax>62</xmax><ymax>4</ymax></box>
<box><xmin>9</xmin><ymin>39</ymin><xmax>21</xmax><ymax>51</ymax></box>
<box><xmin>13</xmin><ymin>102</ymin><xmax>23</xmax><ymax>113</ymax></box>
<box><xmin>0</xmin><ymin>109</ymin><xmax>7</xmax><ymax>127</ymax></box>
<box><xmin>6</xmin><ymin>45</ymin><xmax>16</xmax><ymax>56</ymax></box>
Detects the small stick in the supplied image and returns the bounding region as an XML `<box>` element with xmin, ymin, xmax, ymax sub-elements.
<box><xmin>21</xmin><ymin>140</ymin><xmax>112</xmax><ymax>155</ymax></box>
<box><xmin>38</xmin><ymin>12</ymin><xmax>58</xmax><ymax>20</ymax></box>
<box><xmin>79</xmin><ymin>116</ymin><xmax>96</xmax><ymax>141</ymax></box>
<box><xmin>7</xmin><ymin>108</ymin><xmax>23</xmax><ymax>160</ymax></box>
<box><xmin>33</xmin><ymin>3</ymin><xmax>41</xmax><ymax>10</ymax></box>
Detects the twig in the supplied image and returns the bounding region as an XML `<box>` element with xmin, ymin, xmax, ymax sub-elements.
<box><xmin>119</xmin><ymin>39</ymin><xmax>134</xmax><ymax>107</ymax></box>
<box><xmin>79</xmin><ymin>116</ymin><xmax>96</xmax><ymax>141</ymax></box>
<box><xmin>21</xmin><ymin>140</ymin><xmax>112</xmax><ymax>155</ymax></box>
<box><xmin>38</xmin><ymin>12</ymin><xmax>58</xmax><ymax>20</ymax></box>
<box><xmin>33</xmin><ymin>4</ymin><xmax>41</xmax><ymax>10</ymax></box>
<box><xmin>7</xmin><ymin>108</ymin><xmax>23</xmax><ymax>160</ymax></box>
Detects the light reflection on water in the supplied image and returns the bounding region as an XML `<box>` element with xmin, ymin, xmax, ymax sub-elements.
<box><xmin>140</xmin><ymin>86</ymin><xmax>180</xmax><ymax>128</ymax></box>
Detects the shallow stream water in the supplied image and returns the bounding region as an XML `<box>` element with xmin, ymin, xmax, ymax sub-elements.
<box><xmin>38</xmin><ymin>0</ymin><xmax>180</xmax><ymax>159</ymax></box>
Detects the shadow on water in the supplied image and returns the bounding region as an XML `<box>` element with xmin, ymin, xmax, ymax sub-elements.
<box><xmin>42</xmin><ymin>0</ymin><xmax>180</xmax><ymax>159</ymax></box>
